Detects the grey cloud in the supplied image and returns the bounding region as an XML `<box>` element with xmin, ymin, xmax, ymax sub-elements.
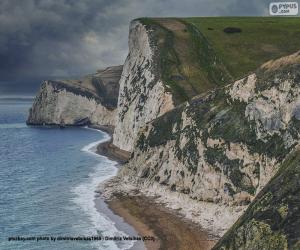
<box><xmin>220</xmin><ymin>0</ymin><xmax>270</xmax><ymax>16</ymax></box>
<box><xmin>0</xmin><ymin>0</ymin><xmax>271</xmax><ymax>87</ymax></box>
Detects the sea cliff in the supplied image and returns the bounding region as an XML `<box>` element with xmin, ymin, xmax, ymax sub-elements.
<box><xmin>104</xmin><ymin>51</ymin><xmax>300</xmax><ymax>237</ymax></box>
<box><xmin>28</xmin><ymin>17</ymin><xmax>300</xmax><ymax>249</ymax></box>
<box><xmin>113</xmin><ymin>20</ymin><xmax>175</xmax><ymax>152</ymax></box>
<box><xmin>27</xmin><ymin>65</ymin><xmax>122</xmax><ymax>126</ymax></box>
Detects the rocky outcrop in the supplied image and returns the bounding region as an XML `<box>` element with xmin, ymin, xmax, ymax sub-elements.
<box><xmin>110</xmin><ymin>51</ymin><xmax>300</xmax><ymax>235</ymax></box>
<box><xmin>27</xmin><ymin>15</ymin><xmax>300</xmax><ymax>244</ymax></box>
<box><xmin>112</xmin><ymin>20</ymin><xmax>174</xmax><ymax>152</ymax></box>
<box><xmin>27</xmin><ymin>65</ymin><xmax>122</xmax><ymax>126</ymax></box>
<box><xmin>213</xmin><ymin>145</ymin><xmax>300</xmax><ymax>250</ymax></box>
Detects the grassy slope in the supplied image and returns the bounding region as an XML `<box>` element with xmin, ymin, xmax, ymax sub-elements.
<box><xmin>185</xmin><ymin>17</ymin><xmax>300</xmax><ymax>79</ymax></box>
<box><xmin>213</xmin><ymin>147</ymin><xmax>300</xmax><ymax>250</ymax></box>
<box><xmin>139</xmin><ymin>17</ymin><xmax>300</xmax><ymax>104</ymax></box>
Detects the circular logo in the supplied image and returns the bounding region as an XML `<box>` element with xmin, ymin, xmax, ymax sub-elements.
<box><xmin>271</xmin><ymin>4</ymin><xmax>279</xmax><ymax>13</ymax></box>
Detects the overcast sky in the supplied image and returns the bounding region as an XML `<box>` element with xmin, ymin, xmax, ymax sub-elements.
<box><xmin>0</xmin><ymin>0</ymin><xmax>273</xmax><ymax>94</ymax></box>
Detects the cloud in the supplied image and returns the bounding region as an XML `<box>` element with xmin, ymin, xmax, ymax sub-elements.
<box><xmin>0</xmin><ymin>0</ymin><xmax>271</xmax><ymax>84</ymax></box>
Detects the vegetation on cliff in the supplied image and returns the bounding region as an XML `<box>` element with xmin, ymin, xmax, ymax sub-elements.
<box><xmin>213</xmin><ymin>147</ymin><xmax>300</xmax><ymax>250</ymax></box>
<box><xmin>28</xmin><ymin>16</ymin><xmax>300</xmax><ymax>246</ymax></box>
<box><xmin>138</xmin><ymin>17</ymin><xmax>300</xmax><ymax>105</ymax></box>
<box><xmin>27</xmin><ymin>66</ymin><xmax>122</xmax><ymax>126</ymax></box>
<box><xmin>134</xmin><ymin>53</ymin><xmax>300</xmax><ymax>204</ymax></box>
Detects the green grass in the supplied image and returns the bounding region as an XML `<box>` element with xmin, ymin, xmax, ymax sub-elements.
<box><xmin>139</xmin><ymin>17</ymin><xmax>232</xmax><ymax>103</ymax></box>
<box><xmin>138</xmin><ymin>17</ymin><xmax>300</xmax><ymax>104</ymax></box>
<box><xmin>185</xmin><ymin>17</ymin><xmax>300</xmax><ymax>79</ymax></box>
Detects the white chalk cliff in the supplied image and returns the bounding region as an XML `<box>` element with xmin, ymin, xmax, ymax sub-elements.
<box><xmin>113</xmin><ymin>20</ymin><xmax>174</xmax><ymax>152</ymax></box>
<box><xmin>28</xmin><ymin>18</ymin><xmax>300</xmax><ymax>240</ymax></box>
<box><xmin>27</xmin><ymin>66</ymin><xmax>122</xmax><ymax>126</ymax></box>
<box><xmin>105</xmin><ymin>51</ymin><xmax>300</xmax><ymax>236</ymax></box>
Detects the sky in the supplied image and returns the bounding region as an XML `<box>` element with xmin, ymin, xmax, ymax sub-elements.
<box><xmin>0</xmin><ymin>0</ymin><xmax>275</xmax><ymax>94</ymax></box>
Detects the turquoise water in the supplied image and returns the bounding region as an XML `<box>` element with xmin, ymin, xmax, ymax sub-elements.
<box><xmin>0</xmin><ymin>99</ymin><xmax>134</xmax><ymax>250</ymax></box>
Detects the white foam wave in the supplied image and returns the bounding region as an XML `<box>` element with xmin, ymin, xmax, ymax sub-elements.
<box><xmin>81</xmin><ymin>129</ymin><xmax>110</xmax><ymax>155</ymax></box>
<box><xmin>73</xmin><ymin>128</ymin><xmax>134</xmax><ymax>250</ymax></box>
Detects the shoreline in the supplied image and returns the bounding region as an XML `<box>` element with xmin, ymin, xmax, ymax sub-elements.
<box><xmin>83</xmin><ymin>126</ymin><xmax>146</xmax><ymax>250</ymax></box>
<box><xmin>92</xmin><ymin>126</ymin><xmax>217</xmax><ymax>250</ymax></box>
<box><xmin>90</xmin><ymin>125</ymin><xmax>131</xmax><ymax>164</ymax></box>
<box><xmin>106</xmin><ymin>193</ymin><xmax>216</xmax><ymax>250</ymax></box>
<box><xmin>25</xmin><ymin>124</ymin><xmax>217</xmax><ymax>249</ymax></box>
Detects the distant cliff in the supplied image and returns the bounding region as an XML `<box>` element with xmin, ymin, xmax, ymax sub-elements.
<box><xmin>27</xmin><ymin>65</ymin><xmax>122</xmax><ymax>126</ymax></box>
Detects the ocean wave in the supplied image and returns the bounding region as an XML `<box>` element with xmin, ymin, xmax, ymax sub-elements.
<box><xmin>73</xmin><ymin>129</ymin><xmax>135</xmax><ymax>250</ymax></box>
<box><xmin>81</xmin><ymin>129</ymin><xmax>110</xmax><ymax>155</ymax></box>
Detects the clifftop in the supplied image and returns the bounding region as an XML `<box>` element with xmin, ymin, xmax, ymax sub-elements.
<box><xmin>47</xmin><ymin>65</ymin><xmax>123</xmax><ymax>109</ymax></box>
<box><xmin>113</xmin><ymin>17</ymin><xmax>300</xmax><ymax>152</ymax></box>
<box><xmin>111</xmin><ymin>49</ymin><xmax>300</xmax><ymax>237</ymax></box>
<box><xmin>137</xmin><ymin>17</ymin><xmax>300</xmax><ymax>103</ymax></box>
<box><xmin>28</xmin><ymin>17</ymin><xmax>300</xmax><ymax>247</ymax></box>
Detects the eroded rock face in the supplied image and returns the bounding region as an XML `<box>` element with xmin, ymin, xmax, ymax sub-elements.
<box><xmin>113</xmin><ymin>20</ymin><xmax>174</xmax><ymax>152</ymax></box>
<box><xmin>90</xmin><ymin>65</ymin><xmax>123</xmax><ymax>109</ymax></box>
<box><xmin>116</xmin><ymin>53</ymin><xmax>300</xmax><ymax>231</ymax></box>
<box><xmin>229</xmin><ymin>65</ymin><xmax>300</xmax><ymax>142</ymax></box>
<box><xmin>27</xmin><ymin>66</ymin><xmax>122</xmax><ymax>126</ymax></box>
<box><xmin>213</xmin><ymin>146</ymin><xmax>300</xmax><ymax>250</ymax></box>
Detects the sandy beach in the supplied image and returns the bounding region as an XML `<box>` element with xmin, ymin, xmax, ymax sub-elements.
<box><xmin>91</xmin><ymin>125</ymin><xmax>131</xmax><ymax>164</ymax></box>
<box><xmin>107</xmin><ymin>193</ymin><xmax>216</xmax><ymax>250</ymax></box>
<box><xmin>92</xmin><ymin>127</ymin><xmax>216</xmax><ymax>250</ymax></box>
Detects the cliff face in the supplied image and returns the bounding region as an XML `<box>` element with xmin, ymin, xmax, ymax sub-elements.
<box><xmin>28</xmin><ymin>17</ymin><xmax>300</xmax><ymax>243</ymax></box>
<box><xmin>111</xmin><ymin>52</ymin><xmax>300</xmax><ymax>234</ymax></box>
<box><xmin>212</xmin><ymin>53</ymin><xmax>300</xmax><ymax>249</ymax></box>
<box><xmin>113</xmin><ymin>20</ymin><xmax>174</xmax><ymax>152</ymax></box>
<box><xmin>213</xmin><ymin>146</ymin><xmax>300</xmax><ymax>250</ymax></box>
<box><xmin>112</xmin><ymin>18</ymin><xmax>235</xmax><ymax>152</ymax></box>
<box><xmin>118</xmin><ymin>53</ymin><xmax>300</xmax><ymax>204</ymax></box>
<box><xmin>27</xmin><ymin>65</ymin><xmax>122</xmax><ymax>126</ymax></box>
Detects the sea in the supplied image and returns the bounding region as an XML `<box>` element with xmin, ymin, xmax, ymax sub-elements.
<box><xmin>0</xmin><ymin>98</ymin><xmax>138</xmax><ymax>250</ymax></box>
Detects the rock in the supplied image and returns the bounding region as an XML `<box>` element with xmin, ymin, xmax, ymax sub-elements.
<box><xmin>112</xmin><ymin>20</ymin><xmax>174</xmax><ymax>152</ymax></box>
<box><xmin>27</xmin><ymin>65</ymin><xmax>122</xmax><ymax>127</ymax></box>
<box><xmin>27</xmin><ymin>16</ymin><xmax>300</xmax><ymax>243</ymax></box>
<box><xmin>213</xmin><ymin>146</ymin><xmax>300</xmax><ymax>250</ymax></box>
<box><xmin>116</xmin><ymin>51</ymin><xmax>300</xmax><ymax>235</ymax></box>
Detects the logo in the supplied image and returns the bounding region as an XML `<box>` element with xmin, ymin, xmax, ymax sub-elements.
<box><xmin>269</xmin><ymin>2</ymin><xmax>299</xmax><ymax>15</ymax></box>
<box><xmin>271</xmin><ymin>4</ymin><xmax>279</xmax><ymax>13</ymax></box>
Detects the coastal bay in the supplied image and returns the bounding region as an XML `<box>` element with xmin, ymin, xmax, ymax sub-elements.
<box><xmin>93</xmin><ymin>127</ymin><xmax>216</xmax><ymax>250</ymax></box>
